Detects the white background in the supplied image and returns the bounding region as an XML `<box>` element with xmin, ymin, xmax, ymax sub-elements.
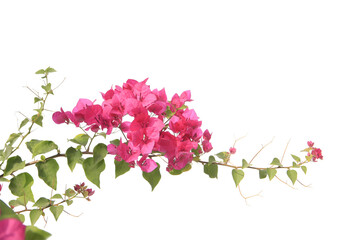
<box><xmin>0</xmin><ymin>0</ymin><xmax>359</xmax><ymax>239</ymax></box>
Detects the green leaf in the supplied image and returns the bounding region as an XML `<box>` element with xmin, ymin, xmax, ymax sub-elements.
<box><xmin>287</xmin><ymin>170</ymin><xmax>297</xmax><ymax>185</ymax></box>
<box><xmin>301</xmin><ymin>166</ymin><xmax>307</xmax><ymax>174</ymax></box>
<box><xmin>291</xmin><ymin>154</ymin><xmax>301</xmax><ymax>163</ymax></box>
<box><xmin>35</xmin><ymin>69</ymin><xmax>45</xmax><ymax>74</ymax></box>
<box><xmin>169</xmin><ymin>164</ymin><xmax>192</xmax><ymax>176</ymax></box>
<box><xmin>110</xmin><ymin>139</ymin><xmax>120</xmax><ymax>146</ymax></box>
<box><xmin>93</xmin><ymin>143</ymin><xmax>108</xmax><ymax>163</ymax></box>
<box><xmin>33</xmin><ymin>197</ymin><xmax>52</xmax><ymax>208</ymax></box>
<box><xmin>25</xmin><ymin>226</ymin><xmax>51</xmax><ymax>240</ymax></box>
<box><xmin>41</xmin><ymin>83</ymin><xmax>53</xmax><ymax>94</ymax></box>
<box><xmin>242</xmin><ymin>159</ymin><xmax>249</xmax><ymax>169</ymax></box>
<box><xmin>204</xmin><ymin>156</ymin><xmax>218</xmax><ymax>179</ymax></box>
<box><xmin>30</xmin><ymin>209</ymin><xmax>42</xmax><ymax>225</ymax></box>
<box><xmin>26</xmin><ymin>140</ymin><xmax>58</xmax><ymax>158</ymax></box>
<box><xmin>0</xmin><ymin>145</ymin><xmax>13</xmax><ymax>161</ymax></box>
<box><xmin>6</xmin><ymin>133</ymin><xmax>22</xmax><ymax>146</ymax></box>
<box><xmin>83</xmin><ymin>157</ymin><xmax>106</xmax><ymax>188</ymax></box>
<box><xmin>215</xmin><ymin>152</ymin><xmax>230</xmax><ymax>162</ymax></box>
<box><xmin>142</xmin><ymin>163</ymin><xmax>161</xmax><ymax>191</ymax></box>
<box><xmin>18</xmin><ymin>214</ymin><xmax>25</xmax><ymax>223</ymax></box>
<box><xmin>66</xmin><ymin>200</ymin><xmax>73</xmax><ymax>206</ymax></box>
<box><xmin>51</xmin><ymin>194</ymin><xmax>63</xmax><ymax>200</ymax></box>
<box><xmin>66</xmin><ymin>147</ymin><xmax>81</xmax><ymax>172</ymax></box>
<box><xmin>292</xmin><ymin>162</ymin><xmax>300</xmax><ymax>168</ymax></box>
<box><xmin>31</xmin><ymin>114</ymin><xmax>43</xmax><ymax>127</ymax></box>
<box><xmin>232</xmin><ymin>169</ymin><xmax>245</xmax><ymax>187</ymax></box>
<box><xmin>50</xmin><ymin>205</ymin><xmax>63</xmax><ymax>221</ymax></box>
<box><xmin>19</xmin><ymin>118</ymin><xmax>30</xmax><ymax>130</ymax></box>
<box><xmin>45</xmin><ymin>67</ymin><xmax>56</xmax><ymax>73</ymax></box>
<box><xmin>0</xmin><ymin>200</ymin><xmax>19</xmax><ymax>220</ymax></box>
<box><xmin>270</xmin><ymin>158</ymin><xmax>282</xmax><ymax>166</ymax></box>
<box><xmin>259</xmin><ymin>169</ymin><xmax>267</xmax><ymax>179</ymax></box>
<box><xmin>34</xmin><ymin>97</ymin><xmax>42</xmax><ymax>103</ymax></box>
<box><xmin>9</xmin><ymin>173</ymin><xmax>35</xmax><ymax>203</ymax></box>
<box><xmin>0</xmin><ymin>177</ymin><xmax>10</xmax><ymax>182</ymax></box>
<box><xmin>266</xmin><ymin>168</ymin><xmax>277</xmax><ymax>181</ymax></box>
<box><xmin>9</xmin><ymin>199</ymin><xmax>23</xmax><ymax>208</ymax></box>
<box><xmin>69</xmin><ymin>134</ymin><xmax>90</xmax><ymax>146</ymax></box>
<box><xmin>36</xmin><ymin>159</ymin><xmax>59</xmax><ymax>190</ymax></box>
<box><xmin>65</xmin><ymin>188</ymin><xmax>76</xmax><ymax>198</ymax></box>
<box><xmin>115</xmin><ymin>160</ymin><xmax>131</xmax><ymax>178</ymax></box>
<box><xmin>3</xmin><ymin>156</ymin><xmax>25</xmax><ymax>176</ymax></box>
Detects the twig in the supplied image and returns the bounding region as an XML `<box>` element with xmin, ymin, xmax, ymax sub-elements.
<box><xmin>249</xmin><ymin>137</ymin><xmax>274</xmax><ymax>164</ymax></box>
<box><xmin>281</xmin><ymin>139</ymin><xmax>291</xmax><ymax>164</ymax></box>
<box><xmin>275</xmin><ymin>175</ymin><xmax>295</xmax><ymax>189</ymax></box>
<box><xmin>238</xmin><ymin>184</ymin><xmax>262</xmax><ymax>205</ymax></box>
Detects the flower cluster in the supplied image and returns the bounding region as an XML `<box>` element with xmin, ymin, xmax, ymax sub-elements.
<box><xmin>306</xmin><ymin>141</ymin><xmax>323</xmax><ymax>162</ymax></box>
<box><xmin>53</xmin><ymin>79</ymin><xmax>212</xmax><ymax>173</ymax></box>
<box><xmin>74</xmin><ymin>182</ymin><xmax>95</xmax><ymax>199</ymax></box>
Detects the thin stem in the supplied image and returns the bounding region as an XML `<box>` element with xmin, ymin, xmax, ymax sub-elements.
<box><xmin>249</xmin><ymin>137</ymin><xmax>274</xmax><ymax>164</ymax></box>
<box><xmin>281</xmin><ymin>139</ymin><xmax>291</xmax><ymax>164</ymax></box>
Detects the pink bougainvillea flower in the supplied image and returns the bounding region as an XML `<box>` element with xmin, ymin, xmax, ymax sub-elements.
<box><xmin>52</xmin><ymin>108</ymin><xmax>77</xmax><ymax>125</ymax></box>
<box><xmin>202</xmin><ymin>140</ymin><xmax>213</xmax><ymax>153</ymax></box>
<box><xmin>311</xmin><ymin>148</ymin><xmax>323</xmax><ymax>161</ymax></box>
<box><xmin>0</xmin><ymin>218</ymin><xmax>26</xmax><ymax>240</ymax></box>
<box><xmin>107</xmin><ymin>140</ymin><xmax>140</xmax><ymax>167</ymax></box>
<box><xmin>229</xmin><ymin>147</ymin><xmax>236</xmax><ymax>154</ymax></box>
<box><xmin>307</xmin><ymin>141</ymin><xmax>314</xmax><ymax>148</ymax></box>
<box><xmin>170</xmin><ymin>90</ymin><xmax>192</xmax><ymax>109</ymax></box>
<box><xmin>0</xmin><ymin>184</ymin><xmax>2</xmax><ymax>192</ymax></box>
<box><xmin>203</xmin><ymin>129</ymin><xmax>212</xmax><ymax>141</ymax></box>
<box><xmin>137</xmin><ymin>155</ymin><xmax>158</xmax><ymax>173</ymax></box>
<box><xmin>148</xmin><ymin>88</ymin><xmax>168</xmax><ymax>115</ymax></box>
<box><xmin>86</xmin><ymin>188</ymin><xmax>95</xmax><ymax>196</ymax></box>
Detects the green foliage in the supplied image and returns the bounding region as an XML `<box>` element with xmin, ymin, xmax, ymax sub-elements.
<box><xmin>93</xmin><ymin>143</ymin><xmax>108</xmax><ymax>162</ymax></box>
<box><xmin>65</xmin><ymin>188</ymin><xmax>76</xmax><ymax>198</ymax></box>
<box><xmin>110</xmin><ymin>139</ymin><xmax>120</xmax><ymax>146</ymax></box>
<box><xmin>204</xmin><ymin>156</ymin><xmax>218</xmax><ymax>179</ymax></box>
<box><xmin>6</xmin><ymin>133</ymin><xmax>22</xmax><ymax>146</ymax></box>
<box><xmin>41</xmin><ymin>83</ymin><xmax>53</xmax><ymax>94</ymax></box>
<box><xmin>26</xmin><ymin>140</ymin><xmax>58</xmax><ymax>158</ymax></box>
<box><xmin>25</xmin><ymin>226</ymin><xmax>52</xmax><ymax>240</ymax></box>
<box><xmin>36</xmin><ymin>159</ymin><xmax>59</xmax><ymax>190</ymax></box>
<box><xmin>33</xmin><ymin>197</ymin><xmax>53</xmax><ymax>208</ymax></box>
<box><xmin>232</xmin><ymin>169</ymin><xmax>244</xmax><ymax>187</ymax></box>
<box><xmin>50</xmin><ymin>205</ymin><xmax>63</xmax><ymax>221</ymax></box>
<box><xmin>292</xmin><ymin>162</ymin><xmax>300</xmax><ymax>168</ymax></box>
<box><xmin>115</xmin><ymin>159</ymin><xmax>131</xmax><ymax>178</ymax></box>
<box><xmin>0</xmin><ymin>145</ymin><xmax>13</xmax><ymax>161</ymax></box>
<box><xmin>19</xmin><ymin>118</ymin><xmax>30</xmax><ymax>130</ymax></box>
<box><xmin>51</xmin><ymin>194</ymin><xmax>63</xmax><ymax>200</ymax></box>
<box><xmin>242</xmin><ymin>159</ymin><xmax>249</xmax><ymax>169</ymax></box>
<box><xmin>3</xmin><ymin>155</ymin><xmax>25</xmax><ymax>176</ymax></box>
<box><xmin>30</xmin><ymin>209</ymin><xmax>42</xmax><ymax>225</ymax></box>
<box><xmin>291</xmin><ymin>154</ymin><xmax>301</xmax><ymax>163</ymax></box>
<box><xmin>169</xmin><ymin>164</ymin><xmax>192</xmax><ymax>175</ymax></box>
<box><xmin>287</xmin><ymin>170</ymin><xmax>297</xmax><ymax>185</ymax></box>
<box><xmin>66</xmin><ymin>147</ymin><xmax>81</xmax><ymax>172</ymax></box>
<box><xmin>301</xmin><ymin>166</ymin><xmax>307</xmax><ymax>174</ymax></box>
<box><xmin>270</xmin><ymin>158</ymin><xmax>282</xmax><ymax>166</ymax></box>
<box><xmin>83</xmin><ymin>157</ymin><xmax>106</xmax><ymax>188</ymax></box>
<box><xmin>31</xmin><ymin>114</ymin><xmax>43</xmax><ymax>127</ymax></box>
<box><xmin>9</xmin><ymin>172</ymin><xmax>35</xmax><ymax>203</ymax></box>
<box><xmin>259</xmin><ymin>169</ymin><xmax>267</xmax><ymax>179</ymax></box>
<box><xmin>142</xmin><ymin>163</ymin><xmax>161</xmax><ymax>191</ymax></box>
<box><xmin>266</xmin><ymin>168</ymin><xmax>277</xmax><ymax>181</ymax></box>
<box><xmin>0</xmin><ymin>200</ymin><xmax>19</xmax><ymax>220</ymax></box>
<box><xmin>69</xmin><ymin>134</ymin><xmax>90</xmax><ymax>146</ymax></box>
<box><xmin>215</xmin><ymin>151</ymin><xmax>230</xmax><ymax>162</ymax></box>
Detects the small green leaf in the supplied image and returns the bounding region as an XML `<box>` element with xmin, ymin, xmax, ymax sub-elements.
<box><xmin>115</xmin><ymin>160</ymin><xmax>131</xmax><ymax>178</ymax></box>
<box><xmin>35</xmin><ymin>69</ymin><xmax>45</xmax><ymax>74</ymax></box>
<box><xmin>259</xmin><ymin>169</ymin><xmax>267</xmax><ymax>179</ymax></box>
<box><xmin>204</xmin><ymin>156</ymin><xmax>218</xmax><ymax>179</ymax></box>
<box><xmin>6</xmin><ymin>133</ymin><xmax>22</xmax><ymax>146</ymax></box>
<box><xmin>9</xmin><ymin>199</ymin><xmax>23</xmax><ymax>208</ymax></box>
<box><xmin>18</xmin><ymin>214</ymin><xmax>25</xmax><ymax>223</ymax></box>
<box><xmin>33</xmin><ymin>197</ymin><xmax>52</xmax><ymax>208</ymax></box>
<box><xmin>66</xmin><ymin>200</ymin><xmax>73</xmax><ymax>206</ymax></box>
<box><xmin>3</xmin><ymin>156</ymin><xmax>25</xmax><ymax>176</ymax></box>
<box><xmin>66</xmin><ymin>147</ymin><xmax>81</xmax><ymax>172</ymax></box>
<box><xmin>41</xmin><ymin>83</ymin><xmax>53</xmax><ymax>94</ymax></box>
<box><xmin>142</xmin><ymin>163</ymin><xmax>161</xmax><ymax>191</ymax></box>
<box><xmin>26</xmin><ymin>140</ymin><xmax>58</xmax><ymax>158</ymax></box>
<box><xmin>25</xmin><ymin>226</ymin><xmax>51</xmax><ymax>240</ymax></box>
<box><xmin>291</xmin><ymin>154</ymin><xmax>301</xmax><ymax>163</ymax></box>
<box><xmin>36</xmin><ymin>159</ymin><xmax>59</xmax><ymax>190</ymax></box>
<box><xmin>83</xmin><ymin>157</ymin><xmax>106</xmax><ymax>188</ymax></box>
<box><xmin>45</xmin><ymin>67</ymin><xmax>56</xmax><ymax>73</ymax></box>
<box><xmin>9</xmin><ymin>172</ymin><xmax>35</xmax><ymax>203</ymax></box>
<box><xmin>287</xmin><ymin>170</ymin><xmax>298</xmax><ymax>185</ymax></box>
<box><xmin>292</xmin><ymin>162</ymin><xmax>300</xmax><ymax>168</ymax></box>
<box><xmin>34</xmin><ymin>97</ymin><xmax>42</xmax><ymax>103</ymax></box>
<box><xmin>19</xmin><ymin>118</ymin><xmax>29</xmax><ymax>130</ymax></box>
<box><xmin>215</xmin><ymin>152</ymin><xmax>230</xmax><ymax>162</ymax></box>
<box><xmin>301</xmin><ymin>166</ymin><xmax>307</xmax><ymax>174</ymax></box>
<box><xmin>98</xmin><ymin>132</ymin><xmax>107</xmax><ymax>138</ymax></box>
<box><xmin>30</xmin><ymin>209</ymin><xmax>42</xmax><ymax>225</ymax></box>
<box><xmin>110</xmin><ymin>139</ymin><xmax>120</xmax><ymax>146</ymax></box>
<box><xmin>69</xmin><ymin>134</ymin><xmax>90</xmax><ymax>146</ymax></box>
<box><xmin>65</xmin><ymin>188</ymin><xmax>76</xmax><ymax>198</ymax></box>
<box><xmin>270</xmin><ymin>158</ymin><xmax>282</xmax><ymax>166</ymax></box>
<box><xmin>266</xmin><ymin>168</ymin><xmax>277</xmax><ymax>181</ymax></box>
<box><xmin>50</xmin><ymin>205</ymin><xmax>63</xmax><ymax>221</ymax></box>
<box><xmin>93</xmin><ymin>143</ymin><xmax>108</xmax><ymax>163</ymax></box>
<box><xmin>51</xmin><ymin>194</ymin><xmax>63</xmax><ymax>200</ymax></box>
<box><xmin>232</xmin><ymin>169</ymin><xmax>245</xmax><ymax>187</ymax></box>
<box><xmin>242</xmin><ymin>159</ymin><xmax>249</xmax><ymax>169</ymax></box>
<box><xmin>0</xmin><ymin>177</ymin><xmax>10</xmax><ymax>182</ymax></box>
<box><xmin>31</xmin><ymin>114</ymin><xmax>43</xmax><ymax>127</ymax></box>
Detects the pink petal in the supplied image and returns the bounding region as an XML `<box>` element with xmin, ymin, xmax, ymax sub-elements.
<box><xmin>0</xmin><ymin>218</ymin><xmax>26</xmax><ymax>240</ymax></box>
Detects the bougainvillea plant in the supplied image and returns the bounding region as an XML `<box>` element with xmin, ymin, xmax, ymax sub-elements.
<box><xmin>0</xmin><ymin>68</ymin><xmax>323</xmax><ymax>240</ymax></box>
